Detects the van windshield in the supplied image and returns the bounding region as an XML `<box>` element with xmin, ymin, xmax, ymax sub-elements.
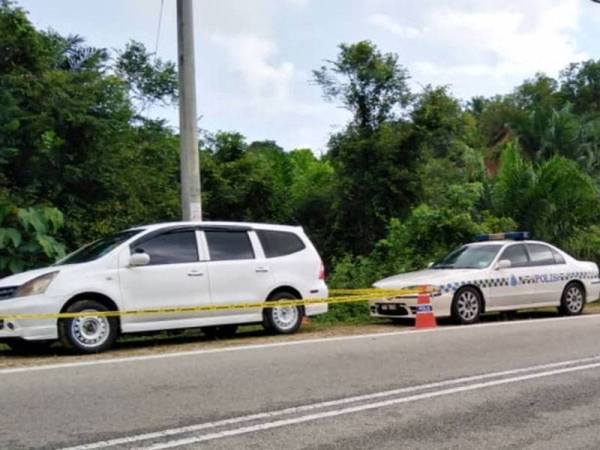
<box><xmin>56</xmin><ymin>229</ymin><xmax>144</xmax><ymax>265</ymax></box>
<box><xmin>433</xmin><ymin>244</ymin><xmax>502</xmax><ymax>269</ymax></box>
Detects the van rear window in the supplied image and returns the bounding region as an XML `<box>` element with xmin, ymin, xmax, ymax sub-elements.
<box><xmin>257</xmin><ymin>230</ymin><xmax>306</xmax><ymax>258</ymax></box>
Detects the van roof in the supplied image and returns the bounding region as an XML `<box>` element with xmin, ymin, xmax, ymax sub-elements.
<box><xmin>130</xmin><ymin>221</ymin><xmax>304</xmax><ymax>233</ymax></box>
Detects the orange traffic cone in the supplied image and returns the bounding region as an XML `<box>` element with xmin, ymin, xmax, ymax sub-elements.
<box><xmin>415</xmin><ymin>289</ymin><xmax>437</xmax><ymax>329</ymax></box>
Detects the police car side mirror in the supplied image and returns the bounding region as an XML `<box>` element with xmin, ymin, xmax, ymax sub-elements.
<box><xmin>129</xmin><ymin>252</ymin><xmax>150</xmax><ymax>267</ymax></box>
<box><xmin>426</xmin><ymin>261</ymin><xmax>434</xmax><ymax>268</ymax></box>
<box><xmin>495</xmin><ymin>259</ymin><xmax>511</xmax><ymax>270</ymax></box>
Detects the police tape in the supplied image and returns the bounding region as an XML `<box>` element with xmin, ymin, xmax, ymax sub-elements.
<box><xmin>0</xmin><ymin>286</ymin><xmax>439</xmax><ymax>321</ymax></box>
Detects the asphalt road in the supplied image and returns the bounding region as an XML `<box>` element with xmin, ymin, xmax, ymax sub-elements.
<box><xmin>3</xmin><ymin>315</ymin><xmax>600</xmax><ymax>449</ymax></box>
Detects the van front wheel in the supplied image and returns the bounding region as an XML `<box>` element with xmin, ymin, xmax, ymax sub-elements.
<box><xmin>59</xmin><ymin>300</ymin><xmax>118</xmax><ymax>354</ymax></box>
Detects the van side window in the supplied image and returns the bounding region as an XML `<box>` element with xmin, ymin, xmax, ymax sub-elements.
<box><xmin>205</xmin><ymin>231</ymin><xmax>255</xmax><ymax>261</ymax></box>
<box><xmin>133</xmin><ymin>230</ymin><xmax>198</xmax><ymax>265</ymax></box>
<box><xmin>256</xmin><ymin>230</ymin><xmax>306</xmax><ymax>258</ymax></box>
<box><xmin>527</xmin><ymin>243</ymin><xmax>558</xmax><ymax>266</ymax></box>
<box><xmin>499</xmin><ymin>244</ymin><xmax>529</xmax><ymax>268</ymax></box>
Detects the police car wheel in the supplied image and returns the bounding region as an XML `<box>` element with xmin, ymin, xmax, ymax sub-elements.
<box><xmin>559</xmin><ymin>283</ymin><xmax>585</xmax><ymax>316</ymax></box>
<box><xmin>58</xmin><ymin>300</ymin><xmax>118</xmax><ymax>354</ymax></box>
<box><xmin>452</xmin><ymin>287</ymin><xmax>482</xmax><ymax>325</ymax></box>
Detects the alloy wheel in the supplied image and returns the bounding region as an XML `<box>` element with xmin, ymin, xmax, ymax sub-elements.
<box><xmin>457</xmin><ymin>291</ymin><xmax>480</xmax><ymax>321</ymax></box>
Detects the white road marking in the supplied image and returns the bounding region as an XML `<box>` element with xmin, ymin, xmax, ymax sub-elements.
<box><xmin>61</xmin><ymin>355</ymin><xmax>600</xmax><ymax>450</ymax></box>
<box><xmin>136</xmin><ymin>360</ymin><xmax>600</xmax><ymax>450</ymax></box>
<box><xmin>2</xmin><ymin>313</ymin><xmax>600</xmax><ymax>376</ymax></box>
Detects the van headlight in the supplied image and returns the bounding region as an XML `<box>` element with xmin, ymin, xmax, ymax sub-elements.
<box><xmin>15</xmin><ymin>271</ymin><xmax>59</xmax><ymax>297</ymax></box>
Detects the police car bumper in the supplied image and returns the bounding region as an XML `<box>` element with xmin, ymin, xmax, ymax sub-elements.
<box><xmin>369</xmin><ymin>294</ymin><xmax>452</xmax><ymax>319</ymax></box>
<box><xmin>589</xmin><ymin>279</ymin><xmax>600</xmax><ymax>302</ymax></box>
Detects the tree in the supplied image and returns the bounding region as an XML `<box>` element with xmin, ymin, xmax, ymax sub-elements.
<box><xmin>493</xmin><ymin>142</ymin><xmax>600</xmax><ymax>246</ymax></box>
<box><xmin>326</xmin><ymin>121</ymin><xmax>419</xmax><ymax>255</ymax></box>
<box><xmin>206</xmin><ymin>131</ymin><xmax>247</xmax><ymax>163</ymax></box>
<box><xmin>411</xmin><ymin>86</ymin><xmax>468</xmax><ymax>158</ymax></box>
<box><xmin>313</xmin><ymin>40</ymin><xmax>411</xmax><ymax>132</ymax></box>
<box><xmin>115</xmin><ymin>40</ymin><xmax>178</xmax><ymax>110</ymax></box>
<box><xmin>313</xmin><ymin>42</ymin><xmax>419</xmax><ymax>255</ymax></box>
<box><xmin>560</xmin><ymin>60</ymin><xmax>600</xmax><ymax>116</ymax></box>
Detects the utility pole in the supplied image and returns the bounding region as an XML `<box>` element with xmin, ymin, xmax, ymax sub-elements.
<box><xmin>176</xmin><ymin>0</ymin><xmax>202</xmax><ymax>221</ymax></box>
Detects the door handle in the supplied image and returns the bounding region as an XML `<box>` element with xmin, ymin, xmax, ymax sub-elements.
<box><xmin>187</xmin><ymin>271</ymin><xmax>204</xmax><ymax>277</ymax></box>
<box><xmin>255</xmin><ymin>267</ymin><xmax>269</xmax><ymax>273</ymax></box>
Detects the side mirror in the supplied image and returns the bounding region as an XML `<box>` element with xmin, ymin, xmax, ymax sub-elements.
<box><xmin>129</xmin><ymin>252</ymin><xmax>150</xmax><ymax>267</ymax></box>
<box><xmin>495</xmin><ymin>259</ymin><xmax>511</xmax><ymax>270</ymax></box>
<box><xmin>426</xmin><ymin>261</ymin><xmax>434</xmax><ymax>268</ymax></box>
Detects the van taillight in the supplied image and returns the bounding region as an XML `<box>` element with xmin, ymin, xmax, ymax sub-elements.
<box><xmin>319</xmin><ymin>262</ymin><xmax>325</xmax><ymax>280</ymax></box>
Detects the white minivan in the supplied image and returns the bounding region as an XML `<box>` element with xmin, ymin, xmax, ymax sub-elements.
<box><xmin>0</xmin><ymin>222</ymin><xmax>328</xmax><ymax>353</ymax></box>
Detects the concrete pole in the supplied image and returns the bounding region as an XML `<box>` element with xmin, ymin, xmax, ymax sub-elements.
<box><xmin>176</xmin><ymin>0</ymin><xmax>202</xmax><ymax>221</ymax></box>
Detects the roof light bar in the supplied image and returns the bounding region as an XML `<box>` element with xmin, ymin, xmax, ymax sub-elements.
<box><xmin>474</xmin><ymin>231</ymin><xmax>530</xmax><ymax>242</ymax></box>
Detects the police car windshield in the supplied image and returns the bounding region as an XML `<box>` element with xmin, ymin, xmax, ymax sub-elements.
<box><xmin>433</xmin><ymin>244</ymin><xmax>502</xmax><ymax>269</ymax></box>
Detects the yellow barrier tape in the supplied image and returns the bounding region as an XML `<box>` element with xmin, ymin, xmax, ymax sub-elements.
<box><xmin>0</xmin><ymin>286</ymin><xmax>438</xmax><ymax>321</ymax></box>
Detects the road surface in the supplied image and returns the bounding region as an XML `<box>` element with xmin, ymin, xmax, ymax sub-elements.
<box><xmin>3</xmin><ymin>315</ymin><xmax>600</xmax><ymax>449</ymax></box>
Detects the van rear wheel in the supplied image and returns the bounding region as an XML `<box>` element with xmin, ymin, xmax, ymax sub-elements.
<box><xmin>263</xmin><ymin>292</ymin><xmax>303</xmax><ymax>334</ymax></box>
<box><xmin>59</xmin><ymin>300</ymin><xmax>118</xmax><ymax>354</ymax></box>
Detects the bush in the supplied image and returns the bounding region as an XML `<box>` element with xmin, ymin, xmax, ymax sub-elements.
<box><xmin>0</xmin><ymin>199</ymin><xmax>66</xmax><ymax>276</ymax></box>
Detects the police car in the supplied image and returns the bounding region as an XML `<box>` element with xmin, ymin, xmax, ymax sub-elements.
<box><xmin>370</xmin><ymin>232</ymin><xmax>600</xmax><ymax>324</ymax></box>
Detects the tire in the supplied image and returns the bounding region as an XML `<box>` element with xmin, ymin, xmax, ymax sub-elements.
<box><xmin>6</xmin><ymin>339</ymin><xmax>51</xmax><ymax>355</ymax></box>
<box><xmin>559</xmin><ymin>282</ymin><xmax>585</xmax><ymax>316</ymax></box>
<box><xmin>202</xmin><ymin>325</ymin><xmax>238</xmax><ymax>340</ymax></box>
<box><xmin>263</xmin><ymin>291</ymin><xmax>303</xmax><ymax>334</ymax></box>
<box><xmin>58</xmin><ymin>300</ymin><xmax>118</xmax><ymax>354</ymax></box>
<box><xmin>451</xmin><ymin>286</ymin><xmax>482</xmax><ymax>325</ymax></box>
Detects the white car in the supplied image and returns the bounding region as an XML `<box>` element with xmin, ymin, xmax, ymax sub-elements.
<box><xmin>0</xmin><ymin>222</ymin><xmax>328</xmax><ymax>353</ymax></box>
<box><xmin>371</xmin><ymin>233</ymin><xmax>600</xmax><ymax>324</ymax></box>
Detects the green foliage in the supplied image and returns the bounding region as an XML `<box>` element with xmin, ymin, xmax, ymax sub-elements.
<box><xmin>563</xmin><ymin>225</ymin><xmax>600</xmax><ymax>266</ymax></box>
<box><xmin>411</xmin><ymin>85</ymin><xmax>472</xmax><ymax>158</ymax></box>
<box><xmin>493</xmin><ymin>142</ymin><xmax>536</xmax><ymax>216</ymax></box>
<box><xmin>329</xmin><ymin>183</ymin><xmax>517</xmax><ymax>289</ymax></box>
<box><xmin>0</xmin><ymin>197</ymin><xmax>66</xmax><ymax>275</ymax></box>
<box><xmin>313</xmin><ymin>40</ymin><xmax>411</xmax><ymax>131</ymax></box>
<box><xmin>560</xmin><ymin>59</ymin><xmax>600</xmax><ymax>115</ymax></box>
<box><xmin>326</xmin><ymin>121</ymin><xmax>419</xmax><ymax>255</ymax></box>
<box><xmin>115</xmin><ymin>40</ymin><xmax>178</xmax><ymax>107</ymax></box>
<box><xmin>493</xmin><ymin>143</ymin><xmax>599</xmax><ymax>247</ymax></box>
<box><xmin>0</xmin><ymin>3</ymin><xmax>182</xmax><ymax>248</ymax></box>
<box><xmin>311</xmin><ymin>301</ymin><xmax>371</xmax><ymax>325</ymax></box>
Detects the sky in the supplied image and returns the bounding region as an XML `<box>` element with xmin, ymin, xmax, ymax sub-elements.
<box><xmin>16</xmin><ymin>0</ymin><xmax>600</xmax><ymax>153</ymax></box>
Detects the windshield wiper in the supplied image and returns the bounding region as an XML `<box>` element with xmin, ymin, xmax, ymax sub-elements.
<box><xmin>432</xmin><ymin>264</ymin><xmax>455</xmax><ymax>269</ymax></box>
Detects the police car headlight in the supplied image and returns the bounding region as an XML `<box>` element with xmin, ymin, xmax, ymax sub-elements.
<box><xmin>15</xmin><ymin>271</ymin><xmax>59</xmax><ymax>297</ymax></box>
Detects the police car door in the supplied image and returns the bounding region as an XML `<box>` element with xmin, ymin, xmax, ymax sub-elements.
<box><xmin>490</xmin><ymin>243</ymin><xmax>534</xmax><ymax>308</ymax></box>
<box><xmin>525</xmin><ymin>243</ymin><xmax>566</xmax><ymax>304</ymax></box>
